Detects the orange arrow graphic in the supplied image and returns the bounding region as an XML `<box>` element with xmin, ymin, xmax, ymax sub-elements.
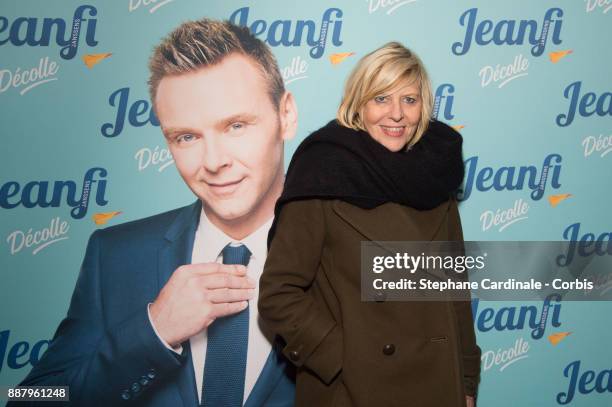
<box><xmin>549</xmin><ymin>50</ymin><xmax>573</xmax><ymax>64</ymax></box>
<box><xmin>93</xmin><ymin>211</ymin><xmax>122</xmax><ymax>225</ymax></box>
<box><xmin>83</xmin><ymin>53</ymin><xmax>112</xmax><ymax>69</ymax></box>
<box><xmin>548</xmin><ymin>332</ymin><xmax>572</xmax><ymax>346</ymax></box>
<box><xmin>330</xmin><ymin>52</ymin><xmax>355</xmax><ymax>65</ymax></box>
<box><xmin>548</xmin><ymin>193</ymin><xmax>573</xmax><ymax>207</ymax></box>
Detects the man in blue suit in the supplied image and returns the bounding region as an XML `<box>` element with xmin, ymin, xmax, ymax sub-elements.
<box><xmin>14</xmin><ymin>19</ymin><xmax>297</xmax><ymax>406</ymax></box>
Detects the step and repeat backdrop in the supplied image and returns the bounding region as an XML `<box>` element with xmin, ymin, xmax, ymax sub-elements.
<box><xmin>1</xmin><ymin>0</ymin><xmax>610</xmax><ymax>405</ymax></box>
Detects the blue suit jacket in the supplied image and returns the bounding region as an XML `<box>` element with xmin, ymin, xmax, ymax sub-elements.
<box><xmin>13</xmin><ymin>200</ymin><xmax>295</xmax><ymax>406</ymax></box>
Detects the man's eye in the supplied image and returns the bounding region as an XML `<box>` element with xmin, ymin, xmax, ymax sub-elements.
<box><xmin>177</xmin><ymin>134</ymin><xmax>195</xmax><ymax>143</ymax></box>
<box><xmin>230</xmin><ymin>122</ymin><xmax>244</xmax><ymax>131</ymax></box>
<box><xmin>374</xmin><ymin>96</ymin><xmax>387</xmax><ymax>103</ymax></box>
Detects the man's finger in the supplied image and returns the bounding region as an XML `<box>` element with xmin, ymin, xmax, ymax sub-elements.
<box><xmin>206</xmin><ymin>288</ymin><xmax>255</xmax><ymax>304</ymax></box>
<box><xmin>185</xmin><ymin>263</ymin><xmax>247</xmax><ymax>276</ymax></box>
<box><xmin>198</xmin><ymin>273</ymin><xmax>255</xmax><ymax>289</ymax></box>
<box><xmin>211</xmin><ymin>301</ymin><xmax>249</xmax><ymax>319</ymax></box>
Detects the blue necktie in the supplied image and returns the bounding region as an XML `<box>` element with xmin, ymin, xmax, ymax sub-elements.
<box><xmin>201</xmin><ymin>243</ymin><xmax>252</xmax><ymax>407</ymax></box>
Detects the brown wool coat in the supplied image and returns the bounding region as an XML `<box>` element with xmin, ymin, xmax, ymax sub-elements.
<box><xmin>259</xmin><ymin>198</ymin><xmax>481</xmax><ymax>407</ymax></box>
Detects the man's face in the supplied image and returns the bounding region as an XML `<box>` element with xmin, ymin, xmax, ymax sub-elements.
<box><xmin>155</xmin><ymin>53</ymin><xmax>296</xmax><ymax>228</ymax></box>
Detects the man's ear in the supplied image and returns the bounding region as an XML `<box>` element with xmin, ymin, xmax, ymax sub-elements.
<box><xmin>278</xmin><ymin>91</ymin><xmax>298</xmax><ymax>141</ymax></box>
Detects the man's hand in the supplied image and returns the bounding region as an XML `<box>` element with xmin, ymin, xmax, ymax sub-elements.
<box><xmin>149</xmin><ymin>263</ymin><xmax>255</xmax><ymax>347</ymax></box>
<box><xmin>466</xmin><ymin>395</ymin><xmax>475</xmax><ymax>407</ymax></box>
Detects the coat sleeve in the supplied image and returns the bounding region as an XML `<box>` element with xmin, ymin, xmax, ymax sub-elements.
<box><xmin>11</xmin><ymin>230</ymin><xmax>187</xmax><ymax>406</ymax></box>
<box><xmin>447</xmin><ymin>199</ymin><xmax>482</xmax><ymax>398</ymax></box>
<box><xmin>258</xmin><ymin>199</ymin><xmax>342</xmax><ymax>385</ymax></box>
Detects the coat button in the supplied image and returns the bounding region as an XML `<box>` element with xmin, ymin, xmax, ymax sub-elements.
<box><xmin>139</xmin><ymin>376</ymin><xmax>150</xmax><ymax>386</ymax></box>
<box><xmin>147</xmin><ymin>369</ymin><xmax>156</xmax><ymax>380</ymax></box>
<box><xmin>120</xmin><ymin>390</ymin><xmax>131</xmax><ymax>400</ymax></box>
<box><xmin>131</xmin><ymin>382</ymin><xmax>141</xmax><ymax>393</ymax></box>
<box><xmin>383</xmin><ymin>344</ymin><xmax>396</xmax><ymax>355</ymax></box>
<box><xmin>289</xmin><ymin>350</ymin><xmax>300</xmax><ymax>361</ymax></box>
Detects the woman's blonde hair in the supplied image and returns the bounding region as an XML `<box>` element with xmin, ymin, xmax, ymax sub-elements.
<box><xmin>337</xmin><ymin>42</ymin><xmax>433</xmax><ymax>147</ymax></box>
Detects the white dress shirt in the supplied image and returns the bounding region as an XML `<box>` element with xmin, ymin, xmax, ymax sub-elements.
<box><xmin>149</xmin><ymin>208</ymin><xmax>273</xmax><ymax>404</ymax></box>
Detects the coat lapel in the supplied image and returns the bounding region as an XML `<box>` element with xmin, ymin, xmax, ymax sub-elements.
<box><xmin>333</xmin><ymin>200</ymin><xmax>459</xmax><ymax>284</ymax></box>
<box><xmin>157</xmin><ymin>199</ymin><xmax>202</xmax><ymax>407</ymax></box>
<box><xmin>331</xmin><ymin>200</ymin><xmax>450</xmax><ymax>242</ymax></box>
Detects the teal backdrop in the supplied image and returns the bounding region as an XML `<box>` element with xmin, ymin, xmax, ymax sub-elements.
<box><xmin>1</xmin><ymin>0</ymin><xmax>611</xmax><ymax>405</ymax></box>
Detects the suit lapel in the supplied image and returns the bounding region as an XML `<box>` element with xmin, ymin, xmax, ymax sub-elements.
<box><xmin>243</xmin><ymin>347</ymin><xmax>286</xmax><ymax>407</ymax></box>
<box><xmin>157</xmin><ymin>200</ymin><xmax>202</xmax><ymax>407</ymax></box>
<box><xmin>158</xmin><ymin>199</ymin><xmax>202</xmax><ymax>288</ymax></box>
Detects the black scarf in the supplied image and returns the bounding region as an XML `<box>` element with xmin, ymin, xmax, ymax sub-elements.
<box><xmin>268</xmin><ymin>119</ymin><xmax>464</xmax><ymax>247</ymax></box>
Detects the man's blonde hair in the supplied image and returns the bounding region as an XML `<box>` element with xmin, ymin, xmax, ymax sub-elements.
<box><xmin>337</xmin><ymin>42</ymin><xmax>433</xmax><ymax>147</ymax></box>
<box><xmin>148</xmin><ymin>18</ymin><xmax>285</xmax><ymax>110</ymax></box>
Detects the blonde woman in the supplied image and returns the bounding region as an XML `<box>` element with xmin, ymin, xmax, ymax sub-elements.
<box><xmin>259</xmin><ymin>42</ymin><xmax>480</xmax><ymax>407</ymax></box>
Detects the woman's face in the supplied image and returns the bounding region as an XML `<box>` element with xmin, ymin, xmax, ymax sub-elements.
<box><xmin>362</xmin><ymin>80</ymin><xmax>422</xmax><ymax>152</ymax></box>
